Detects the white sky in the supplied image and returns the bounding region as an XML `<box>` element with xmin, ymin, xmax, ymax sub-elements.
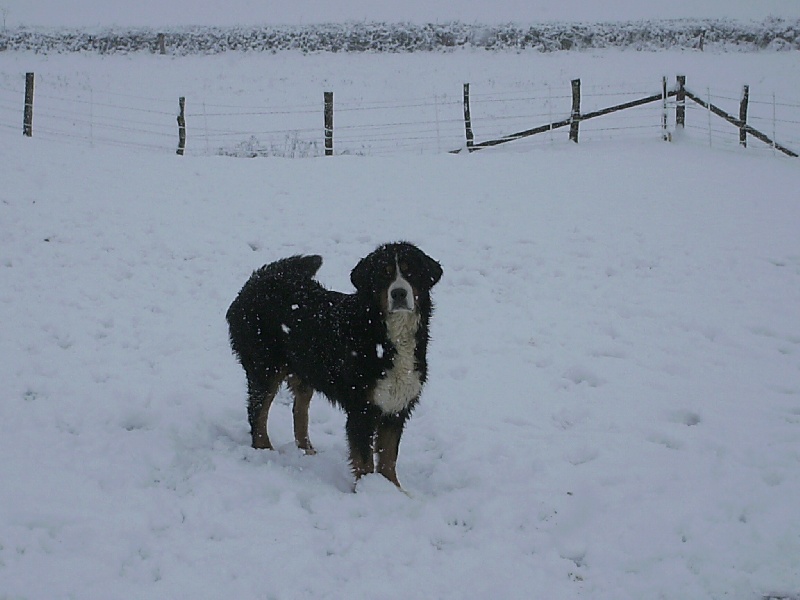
<box><xmin>2</xmin><ymin>0</ymin><xmax>799</xmax><ymax>28</ymax></box>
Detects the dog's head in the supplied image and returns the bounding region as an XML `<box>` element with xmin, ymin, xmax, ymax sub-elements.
<box><xmin>351</xmin><ymin>242</ymin><xmax>443</xmax><ymax>314</ymax></box>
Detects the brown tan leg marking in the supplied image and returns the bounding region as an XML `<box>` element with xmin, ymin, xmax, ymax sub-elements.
<box><xmin>252</xmin><ymin>410</ymin><xmax>273</xmax><ymax>449</ymax></box>
<box><xmin>288</xmin><ymin>375</ymin><xmax>316</xmax><ymax>455</ymax></box>
<box><xmin>376</xmin><ymin>422</ymin><xmax>403</xmax><ymax>488</ymax></box>
<box><xmin>249</xmin><ymin>373</ymin><xmax>284</xmax><ymax>450</ymax></box>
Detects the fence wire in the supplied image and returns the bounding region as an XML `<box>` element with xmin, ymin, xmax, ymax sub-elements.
<box><xmin>2</xmin><ymin>75</ymin><xmax>798</xmax><ymax>158</ymax></box>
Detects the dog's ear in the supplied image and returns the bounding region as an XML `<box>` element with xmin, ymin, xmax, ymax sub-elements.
<box><xmin>350</xmin><ymin>254</ymin><xmax>376</xmax><ymax>292</ymax></box>
<box><xmin>407</xmin><ymin>246</ymin><xmax>442</xmax><ymax>287</ymax></box>
<box><xmin>422</xmin><ymin>255</ymin><xmax>443</xmax><ymax>287</ymax></box>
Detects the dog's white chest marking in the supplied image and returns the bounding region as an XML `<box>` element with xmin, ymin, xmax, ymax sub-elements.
<box><xmin>373</xmin><ymin>312</ymin><xmax>422</xmax><ymax>415</ymax></box>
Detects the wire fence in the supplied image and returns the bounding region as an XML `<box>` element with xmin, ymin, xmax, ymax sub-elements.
<box><xmin>1</xmin><ymin>74</ymin><xmax>799</xmax><ymax>158</ymax></box>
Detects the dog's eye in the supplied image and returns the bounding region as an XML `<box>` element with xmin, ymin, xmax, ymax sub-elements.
<box><xmin>399</xmin><ymin>261</ymin><xmax>409</xmax><ymax>272</ymax></box>
<box><xmin>385</xmin><ymin>265</ymin><xmax>393</xmax><ymax>275</ymax></box>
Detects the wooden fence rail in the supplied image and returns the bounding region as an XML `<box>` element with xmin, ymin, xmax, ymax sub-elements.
<box><xmin>683</xmin><ymin>88</ymin><xmax>797</xmax><ymax>157</ymax></box>
<box><xmin>453</xmin><ymin>85</ymin><xmax>680</xmax><ymax>152</ymax></box>
<box><xmin>453</xmin><ymin>75</ymin><xmax>798</xmax><ymax>158</ymax></box>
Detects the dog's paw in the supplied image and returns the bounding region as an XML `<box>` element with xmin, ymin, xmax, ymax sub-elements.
<box><xmin>354</xmin><ymin>473</ymin><xmax>412</xmax><ymax>496</ymax></box>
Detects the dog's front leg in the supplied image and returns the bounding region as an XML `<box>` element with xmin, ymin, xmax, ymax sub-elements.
<box><xmin>345</xmin><ymin>410</ymin><xmax>377</xmax><ymax>484</ymax></box>
<box><xmin>376</xmin><ymin>414</ymin><xmax>407</xmax><ymax>488</ymax></box>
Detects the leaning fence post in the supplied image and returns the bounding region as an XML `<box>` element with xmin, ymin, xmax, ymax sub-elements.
<box><xmin>739</xmin><ymin>84</ymin><xmax>749</xmax><ymax>148</ymax></box>
<box><xmin>23</xmin><ymin>72</ymin><xmax>34</xmax><ymax>137</ymax></box>
<box><xmin>676</xmin><ymin>75</ymin><xmax>686</xmax><ymax>129</ymax></box>
<box><xmin>176</xmin><ymin>96</ymin><xmax>186</xmax><ymax>155</ymax></box>
<box><xmin>463</xmin><ymin>83</ymin><xmax>474</xmax><ymax>151</ymax></box>
<box><xmin>569</xmin><ymin>79</ymin><xmax>581</xmax><ymax>143</ymax></box>
<box><xmin>324</xmin><ymin>91</ymin><xmax>333</xmax><ymax>156</ymax></box>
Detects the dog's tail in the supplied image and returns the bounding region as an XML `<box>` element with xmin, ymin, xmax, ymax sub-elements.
<box><xmin>260</xmin><ymin>254</ymin><xmax>323</xmax><ymax>280</ymax></box>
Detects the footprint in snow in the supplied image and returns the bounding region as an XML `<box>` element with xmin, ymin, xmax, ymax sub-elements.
<box><xmin>562</xmin><ymin>366</ymin><xmax>604</xmax><ymax>388</ymax></box>
<box><xmin>664</xmin><ymin>409</ymin><xmax>702</xmax><ymax>427</ymax></box>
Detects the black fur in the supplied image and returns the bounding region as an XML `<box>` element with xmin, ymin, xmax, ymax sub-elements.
<box><xmin>226</xmin><ymin>242</ymin><xmax>442</xmax><ymax>489</ymax></box>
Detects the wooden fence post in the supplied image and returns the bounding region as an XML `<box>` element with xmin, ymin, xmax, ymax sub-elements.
<box><xmin>739</xmin><ymin>84</ymin><xmax>749</xmax><ymax>148</ymax></box>
<box><xmin>23</xmin><ymin>72</ymin><xmax>34</xmax><ymax>137</ymax></box>
<box><xmin>157</xmin><ymin>33</ymin><xmax>166</xmax><ymax>54</ymax></box>
<box><xmin>176</xmin><ymin>96</ymin><xmax>186</xmax><ymax>155</ymax></box>
<box><xmin>662</xmin><ymin>76</ymin><xmax>669</xmax><ymax>141</ymax></box>
<box><xmin>676</xmin><ymin>75</ymin><xmax>686</xmax><ymax>129</ymax></box>
<box><xmin>463</xmin><ymin>83</ymin><xmax>474</xmax><ymax>151</ymax></box>
<box><xmin>569</xmin><ymin>79</ymin><xmax>581</xmax><ymax>143</ymax></box>
<box><xmin>324</xmin><ymin>91</ymin><xmax>333</xmax><ymax>156</ymax></box>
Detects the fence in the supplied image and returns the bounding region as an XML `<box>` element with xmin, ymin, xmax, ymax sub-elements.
<box><xmin>455</xmin><ymin>75</ymin><xmax>798</xmax><ymax>157</ymax></box>
<box><xmin>4</xmin><ymin>72</ymin><xmax>800</xmax><ymax>158</ymax></box>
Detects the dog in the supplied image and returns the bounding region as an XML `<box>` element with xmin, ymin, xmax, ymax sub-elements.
<box><xmin>226</xmin><ymin>242</ymin><xmax>442</xmax><ymax>489</ymax></box>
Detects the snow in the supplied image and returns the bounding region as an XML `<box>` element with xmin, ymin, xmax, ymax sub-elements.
<box><xmin>2</xmin><ymin>35</ymin><xmax>800</xmax><ymax>600</ymax></box>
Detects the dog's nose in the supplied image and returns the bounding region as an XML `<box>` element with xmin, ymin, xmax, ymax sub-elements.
<box><xmin>391</xmin><ymin>288</ymin><xmax>408</xmax><ymax>303</ymax></box>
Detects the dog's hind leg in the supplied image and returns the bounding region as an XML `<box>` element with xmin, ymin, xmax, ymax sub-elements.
<box><xmin>376</xmin><ymin>415</ymin><xmax>406</xmax><ymax>488</ymax></box>
<box><xmin>287</xmin><ymin>375</ymin><xmax>316</xmax><ymax>455</ymax></box>
<box><xmin>247</xmin><ymin>370</ymin><xmax>284</xmax><ymax>450</ymax></box>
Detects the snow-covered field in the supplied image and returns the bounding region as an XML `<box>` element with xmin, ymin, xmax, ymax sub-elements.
<box><xmin>2</xmin><ymin>36</ymin><xmax>800</xmax><ymax>600</ymax></box>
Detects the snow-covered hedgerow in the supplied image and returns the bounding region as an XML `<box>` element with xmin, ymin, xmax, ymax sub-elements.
<box><xmin>0</xmin><ymin>18</ymin><xmax>798</xmax><ymax>54</ymax></box>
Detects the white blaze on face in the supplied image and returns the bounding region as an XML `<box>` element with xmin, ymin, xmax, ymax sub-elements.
<box><xmin>387</xmin><ymin>257</ymin><xmax>414</xmax><ymax>313</ymax></box>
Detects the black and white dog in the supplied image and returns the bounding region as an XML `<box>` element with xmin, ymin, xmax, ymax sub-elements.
<box><xmin>226</xmin><ymin>242</ymin><xmax>442</xmax><ymax>489</ymax></box>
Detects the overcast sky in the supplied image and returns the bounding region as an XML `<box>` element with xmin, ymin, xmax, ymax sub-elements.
<box><xmin>2</xmin><ymin>0</ymin><xmax>799</xmax><ymax>28</ymax></box>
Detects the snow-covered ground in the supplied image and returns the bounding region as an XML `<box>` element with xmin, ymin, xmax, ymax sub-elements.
<box><xmin>2</xmin><ymin>35</ymin><xmax>800</xmax><ymax>600</ymax></box>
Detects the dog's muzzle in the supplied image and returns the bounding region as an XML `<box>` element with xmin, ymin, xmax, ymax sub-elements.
<box><xmin>388</xmin><ymin>277</ymin><xmax>414</xmax><ymax>312</ymax></box>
